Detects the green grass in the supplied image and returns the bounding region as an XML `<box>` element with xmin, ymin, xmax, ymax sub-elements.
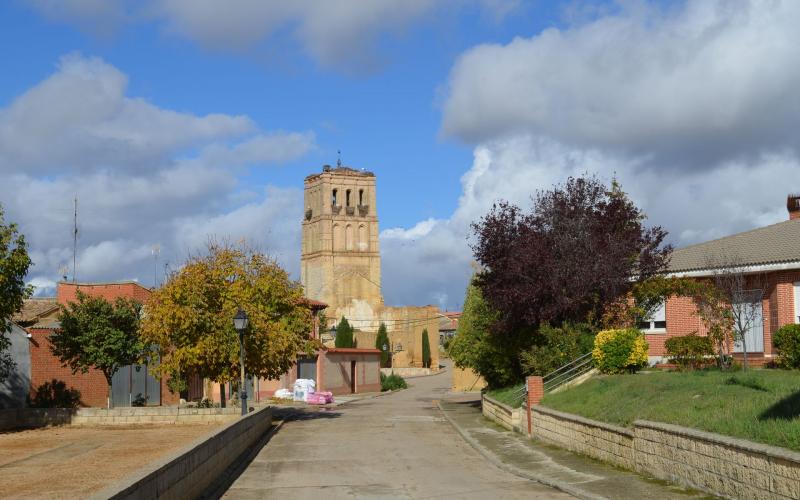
<box><xmin>485</xmin><ymin>383</ymin><xmax>526</xmax><ymax>407</ymax></box>
<box><xmin>542</xmin><ymin>369</ymin><xmax>800</xmax><ymax>451</ymax></box>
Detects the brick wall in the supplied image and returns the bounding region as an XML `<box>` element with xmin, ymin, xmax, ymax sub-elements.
<box><xmin>28</xmin><ymin>327</ymin><xmax>109</xmax><ymax>407</ymax></box>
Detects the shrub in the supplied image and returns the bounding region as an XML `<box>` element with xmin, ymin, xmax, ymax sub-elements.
<box><xmin>29</xmin><ymin>379</ymin><xmax>81</xmax><ymax>408</ymax></box>
<box><xmin>380</xmin><ymin>373</ymin><xmax>407</xmax><ymax>391</ymax></box>
<box><xmin>521</xmin><ymin>322</ymin><xmax>595</xmax><ymax>376</ymax></box>
<box><xmin>664</xmin><ymin>334</ymin><xmax>714</xmax><ymax>370</ymax></box>
<box><xmin>774</xmin><ymin>324</ymin><xmax>800</xmax><ymax>369</ymax></box>
<box><xmin>375</xmin><ymin>322</ymin><xmax>390</xmax><ymax>367</ymax></box>
<box><xmin>592</xmin><ymin>328</ymin><xmax>649</xmax><ymax>374</ymax></box>
<box><xmin>334</xmin><ymin>317</ymin><xmax>354</xmax><ymax>348</ymax></box>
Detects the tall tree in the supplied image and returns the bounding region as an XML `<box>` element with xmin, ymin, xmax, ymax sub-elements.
<box><xmin>0</xmin><ymin>205</ymin><xmax>33</xmax><ymax>383</ymax></box>
<box><xmin>375</xmin><ymin>322</ymin><xmax>390</xmax><ymax>367</ymax></box>
<box><xmin>334</xmin><ymin>317</ymin><xmax>354</xmax><ymax>348</ymax></box>
<box><xmin>421</xmin><ymin>329</ymin><xmax>431</xmax><ymax>369</ymax></box>
<box><xmin>51</xmin><ymin>292</ymin><xmax>145</xmax><ymax>408</ymax></box>
<box><xmin>140</xmin><ymin>242</ymin><xmax>316</xmax><ymax>389</ymax></box>
<box><xmin>448</xmin><ymin>278</ymin><xmax>523</xmax><ymax>387</ymax></box>
<box><xmin>471</xmin><ymin>176</ymin><xmax>671</xmax><ymax>336</ymax></box>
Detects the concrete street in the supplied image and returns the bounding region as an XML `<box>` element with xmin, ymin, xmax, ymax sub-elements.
<box><xmin>222</xmin><ymin>370</ymin><xmax>571</xmax><ymax>499</ymax></box>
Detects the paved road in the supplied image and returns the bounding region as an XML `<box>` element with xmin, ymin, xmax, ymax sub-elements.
<box><xmin>223</xmin><ymin>370</ymin><xmax>571</xmax><ymax>499</ymax></box>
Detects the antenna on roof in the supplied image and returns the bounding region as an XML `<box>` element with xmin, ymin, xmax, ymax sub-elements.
<box><xmin>72</xmin><ymin>197</ymin><xmax>78</xmax><ymax>284</ymax></box>
<box><xmin>337</xmin><ymin>150</ymin><xmax>342</xmax><ymax>167</ymax></box>
<box><xmin>59</xmin><ymin>265</ymin><xmax>69</xmax><ymax>282</ymax></box>
<box><xmin>152</xmin><ymin>244</ymin><xmax>161</xmax><ymax>288</ymax></box>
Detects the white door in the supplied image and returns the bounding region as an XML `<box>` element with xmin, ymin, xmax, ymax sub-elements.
<box><xmin>733</xmin><ymin>301</ymin><xmax>764</xmax><ymax>353</ymax></box>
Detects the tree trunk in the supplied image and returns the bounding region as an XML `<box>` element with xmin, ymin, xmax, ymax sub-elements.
<box><xmin>105</xmin><ymin>373</ymin><xmax>113</xmax><ymax>409</ymax></box>
<box><xmin>742</xmin><ymin>337</ymin><xmax>748</xmax><ymax>371</ymax></box>
<box><xmin>219</xmin><ymin>382</ymin><xmax>226</xmax><ymax>408</ymax></box>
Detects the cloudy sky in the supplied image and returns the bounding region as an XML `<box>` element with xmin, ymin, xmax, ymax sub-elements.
<box><xmin>2</xmin><ymin>0</ymin><xmax>799</xmax><ymax>310</ymax></box>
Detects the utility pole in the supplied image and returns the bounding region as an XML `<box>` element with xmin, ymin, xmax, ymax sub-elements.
<box><xmin>152</xmin><ymin>245</ymin><xmax>161</xmax><ymax>288</ymax></box>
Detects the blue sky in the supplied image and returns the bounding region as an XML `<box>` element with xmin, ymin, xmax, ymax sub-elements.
<box><xmin>2</xmin><ymin>1</ymin><xmax>799</xmax><ymax>310</ymax></box>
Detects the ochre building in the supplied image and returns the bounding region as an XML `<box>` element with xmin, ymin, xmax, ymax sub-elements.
<box><xmin>301</xmin><ymin>165</ymin><xmax>440</xmax><ymax>370</ymax></box>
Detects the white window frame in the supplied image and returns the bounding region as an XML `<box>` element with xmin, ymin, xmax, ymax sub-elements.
<box><xmin>640</xmin><ymin>301</ymin><xmax>667</xmax><ymax>334</ymax></box>
<box><xmin>794</xmin><ymin>282</ymin><xmax>800</xmax><ymax>324</ymax></box>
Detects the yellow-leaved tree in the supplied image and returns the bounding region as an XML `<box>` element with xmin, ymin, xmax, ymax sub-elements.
<box><xmin>140</xmin><ymin>242</ymin><xmax>316</xmax><ymax>399</ymax></box>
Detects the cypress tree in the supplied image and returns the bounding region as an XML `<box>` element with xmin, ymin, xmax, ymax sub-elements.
<box><xmin>421</xmin><ymin>329</ymin><xmax>431</xmax><ymax>368</ymax></box>
<box><xmin>335</xmin><ymin>316</ymin><xmax>354</xmax><ymax>348</ymax></box>
<box><xmin>375</xmin><ymin>322</ymin><xmax>390</xmax><ymax>367</ymax></box>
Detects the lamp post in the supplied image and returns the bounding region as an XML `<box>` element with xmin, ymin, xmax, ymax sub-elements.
<box><xmin>233</xmin><ymin>308</ymin><xmax>249</xmax><ymax>416</ymax></box>
<box><xmin>382</xmin><ymin>343</ymin><xmax>389</xmax><ymax>369</ymax></box>
<box><xmin>329</xmin><ymin>325</ymin><xmax>337</xmax><ymax>342</ymax></box>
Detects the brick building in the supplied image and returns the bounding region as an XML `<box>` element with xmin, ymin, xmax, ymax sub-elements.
<box><xmin>10</xmin><ymin>281</ymin><xmax>180</xmax><ymax>408</ymax></box>
<box><xmin>645</xmin><ymin>195</ymin><xmax>800</xmax><ymax>365</ymax></box>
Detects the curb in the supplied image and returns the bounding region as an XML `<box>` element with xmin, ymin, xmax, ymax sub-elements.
<box><xmin>436</xmin><ymin>400</ymin><xmax>607</xmax><ymax>500</ymax></box>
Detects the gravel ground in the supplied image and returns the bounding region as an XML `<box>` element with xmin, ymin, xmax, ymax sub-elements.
<box><xmin>0</xmin><ymin>423</ymin><xmax>224</xmax><ymax>499</ymax></box>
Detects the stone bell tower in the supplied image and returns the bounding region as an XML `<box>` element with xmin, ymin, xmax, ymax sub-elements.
<box><xmin>301</xmin><ymin>165</ymin><xmax>383</xmax><ymax>312</ymax></box>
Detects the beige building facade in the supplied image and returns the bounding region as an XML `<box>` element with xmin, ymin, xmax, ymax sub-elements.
<box><xmin>301</xmin><ymin>166</ymin><xmax>439</xmax><ymax>369</ymax></box>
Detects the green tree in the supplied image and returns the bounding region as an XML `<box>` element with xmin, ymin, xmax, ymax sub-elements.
<box><xmin>0</xmin><ymin>205</ymin><xmax>33</xmax><ymax>383</ymax></box>
<box><xmin>375</xmin><ymin>322</ymin><xmax>390</xmax><ymax>367</ymax></box>
<box><xmin>140</xmin><ymin>242</ymin><xmax>316</xmax><ymax>391</ymax></box>
<box><xmin>50</xmin><ymin>292</ymin><xmax>145</xmax><ymax>408</ymax></box>
<box><xmin>448</xmin><ymin>277</ymin><xmax>524</xmax><ymax>387</ymax></box>
<box><xmin>334</xmin><ymin>316</ymin><xmax>354</xmax><ymax>348</ymax></box>
<box><xmin>421</xmin><ymin>329</ymin><xmax>431</xmax><ymax>368</ymax></box>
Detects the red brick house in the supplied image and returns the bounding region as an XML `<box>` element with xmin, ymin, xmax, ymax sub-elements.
<box><xmin>645</xmin><ymin>196</ymin><xmax>800</xmax><ymax>365</ymax></box>
<box><xmin>17</xmin><ymin>281</ymin><xmax>180</xmax><ymax>407</ymax></box>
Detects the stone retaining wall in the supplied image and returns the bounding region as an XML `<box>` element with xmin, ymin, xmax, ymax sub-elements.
<box><xmin>93</xmin><ymin>406</ymin><xmax>273</xmax><ymax>500</ymax></box>
<box><xmin>381</xmin><ymin>367</ymin><xmax>434</xmax><ymax>378</ymax></box>
<box><xmin>532</xmin><ymin>406</ymin><xmax>634</xmax><ymax>469</ymax></box>
<box><xmin>530</xmin><ymin>406</ymin><xmax>800</xmax><ymax>499</ymax></box>
<box><xmin>0</xmin><ymin>406</ymin><xmax>247</xmax><ymax>430</ymax></box>
<box><xmin>482</xmin><ymin>394</ymin><xmax>522</xmax><ymax>432</ymax></box>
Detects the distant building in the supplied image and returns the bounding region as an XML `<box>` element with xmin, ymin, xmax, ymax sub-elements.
<box><xmin>301</xmin><ymin>165</ymin><xmax>440</xmax><ymax>370</ymax></box>
<box><xmin>646</xmin><ymin>195</ymin><xmax>800</xmax><ymax>365</ymax></box>
<box><xmin>439</xmin><ymin>311</ymin><xmax>461</xmax><ymax>346</ymax></box>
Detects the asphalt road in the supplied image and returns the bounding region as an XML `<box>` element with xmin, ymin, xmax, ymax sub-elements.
<box><xmin>222</xmin><ymin>369</ymin><xmax>571</xmax><ymax>499</ymax></box>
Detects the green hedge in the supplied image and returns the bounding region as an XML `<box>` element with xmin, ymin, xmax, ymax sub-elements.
<box><xmin>664</xmin><ymin>334</ymin><xmax>714</xmax><ymax>370</ymax></box>
<box><xmin>774</xmin><ymin>324</ymin><xmax>800</xmax><ymax>369</ymax></box>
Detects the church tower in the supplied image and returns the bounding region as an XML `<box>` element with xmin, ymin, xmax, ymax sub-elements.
<box><xmin>301</xmin><ymin>165</ymin><xmax>383</xmax><ymax>312</ymax></box>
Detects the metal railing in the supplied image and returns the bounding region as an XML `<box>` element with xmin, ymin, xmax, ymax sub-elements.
<box><xmin>507</xmin><ymin>383</ymin><xmax>528</xmax><ymax>408</ymax></box>
<box><xmin>542</xmin><ymin>352</ymin><xmax>594</xmax><ymax>393</ymax></box>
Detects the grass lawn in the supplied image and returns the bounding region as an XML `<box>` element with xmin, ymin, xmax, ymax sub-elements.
<box><xmin>542</xmin><ymin>369</ymin><xmax>800</xmax><ymax>451</ymax></box>
<box><xmin>485</xmin><ymin>382</ymin><xmax>526</xmax><ymax>407</ymax></box>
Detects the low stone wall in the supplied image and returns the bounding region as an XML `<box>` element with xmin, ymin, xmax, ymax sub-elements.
<box><xmin>94</xmin><ymin>406</ymin><xmax>273</xmax><ymax>500</ymax></box>
<box><xmin>482</xmin><ymin>394</ymin><xmax>522</xmax><ymax>432</ymax></box>
<box><xmin>0</xmin><ymin>408</ymin><xmax>76</xmax><ymax>430</ymax></box>
<box><xmin>635</xmin><ymin>420</ymin><xmax>800</xmax><ymax>500</ymax></box>
<box><xmin>530</xmin><ymin>406</ymin><xmax>800</xmax><ymax>499</ymax></box>
<box><xmin>532</xmin><ymin>406</ymin><xmax>634</xmax><ymax>469</ymax></box>
<box><xmin>381</xmin><ymin>367</ymin><xmax>435</xmax><ymax>378</ymax></box>
<box><xmin>0</xmin><ymin>406</ymin><xmax>245</xmax><ymax>430</ymax></box>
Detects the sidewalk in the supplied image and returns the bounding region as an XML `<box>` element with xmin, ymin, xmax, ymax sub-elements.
<box><xmin>439</xmin><ymin>395</ymin><xmax>709</xmax><ymax>500</ymax></box>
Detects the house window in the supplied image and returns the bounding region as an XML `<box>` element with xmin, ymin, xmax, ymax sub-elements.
<box><xmin>346</xmin><ymin>189</ymin><xmax>351</xmax><ymax>207</ymax></box>
<box><xmin>359</xmin><ymin>189</ymin><xmax>364</xmax><ymax>205</ymax></box>
<box><xmin>332</xmin><ymin>189</ymin><xmax>338</xmax><ymax>206</ymax></box>
<box><xmin>639</xmin><ymin>301</ymin><xmax>667</xmax><ymax>333</ymax></box>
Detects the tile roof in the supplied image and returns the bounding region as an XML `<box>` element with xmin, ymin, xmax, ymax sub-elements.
<box><xmin>12</xmin><ymin>298</ymin><xmax>59</xmax><ymax>325</ymax></box>
<box><xmin>668</xmin><ymin>219</ymin><xmax>800</xmax><ymax>273</ymax></box>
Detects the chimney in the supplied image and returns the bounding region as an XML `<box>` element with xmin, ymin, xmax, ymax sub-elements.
<box><xmin>789</xmin><ymin>194</ymin><xmax>800</xmax><ymax>220</ymax></box>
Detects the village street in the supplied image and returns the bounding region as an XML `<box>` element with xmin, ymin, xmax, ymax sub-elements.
<box><xmin>222</xmin><ymin>368</ymin><xmax>570</xmax><ymax>499</ymax></box>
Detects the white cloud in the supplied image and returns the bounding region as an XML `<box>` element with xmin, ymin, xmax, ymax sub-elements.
<box><xmin>0</xmin><ymin>54</ymin><xmax>314</xmax><ymax>294</ymax></box>
<box><xmin>442</xmin><ymin>0</ymin><xmax>800</xmax><ymax>167</ymax></box>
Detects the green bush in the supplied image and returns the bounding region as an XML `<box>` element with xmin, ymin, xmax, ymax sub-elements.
<box><xmin>334</xmin><ymin>317</ymin><xmax>354</xmax><ymax>348</ymax></box>
<box><xmin>375</xmin><ymin>322</ymin><xmax>390</xmax><ymax>367</ymax></box>
<box><xmin>664</xmin><ymin>334</ymin><xmax>714</xmax><ymax>370</ymax></box>
<box><xmin>773</xmin><ymin>324</ymin><xmax>800</xmax><ymax>369</ymax></box>
<box><xmin>520</xmin><ymin>322</ymin><xmax>595</xmax><ymax>376</ymax></box>
<box><xmin>380</xmin><ymin>372</ymin><xmax>408</xmax><ymax>391</ymax></box>
<box><xmin>592</xmin><ymin>328</ymin><xmax>649</xmax><ymax>374</ymax></box>
<box><xmin>29</xmin><ymin>379</ymin><xmax>81</xmax><ymax>408</ymax></box>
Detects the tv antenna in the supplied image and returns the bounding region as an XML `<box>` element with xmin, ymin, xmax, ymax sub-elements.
<box><xmin>152</xmin><ymin>244</ymin><xmax>161</xmax><ymax>288</ymax></box>
<box><xmin>58</xmin><ymin>265</ymin><xmax>69</xmax><ymax>282</ymax></box>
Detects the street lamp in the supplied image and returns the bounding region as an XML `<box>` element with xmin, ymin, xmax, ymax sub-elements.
<box><xmin>329</xmin><ymin>325</ymin><xmax>337</xmax><ymax>341</ymax></box>
<box><xmin>233</xmin><ymin>308</ymin><xmax>249</xmax><ymax>416</ymax></box>
<box><xmin>382</xmin><ymin>343</ymin><xmax>389</xmax><ymax>369</ymax></box>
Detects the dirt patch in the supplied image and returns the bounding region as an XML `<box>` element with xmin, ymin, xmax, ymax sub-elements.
<box><xmin>0</xmin><ymin>423</ymin><xmax>224</xmax><ymax>498</ymax></box>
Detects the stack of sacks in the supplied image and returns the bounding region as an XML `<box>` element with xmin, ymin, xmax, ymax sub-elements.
<box><xmin>274</xmin><ymin>388</ymin><xmax>293</xmax><ymax>400</ymax></box>
<box><xmin>306</xmin><ymin>391</ymin><xmax>334</xmax><ymax>405</ymax></box>
<box><xmin>293</xmin><ymin>379</ymin><xmax>316</xmax><ymax>402</ymax></box>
